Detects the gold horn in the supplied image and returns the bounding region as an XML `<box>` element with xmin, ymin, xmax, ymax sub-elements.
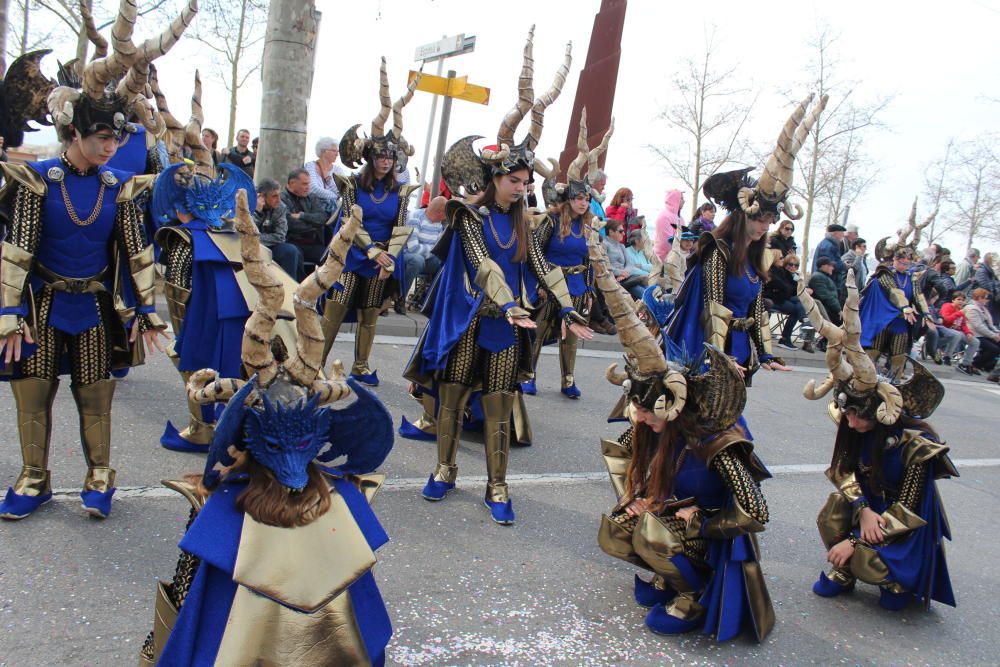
<box><xmin>81</xmin><ymin>0</ymin><xmax>139</xmax><ymax>100</ymax></box>
<box><xmin>565</xmin><ymin>107</ymin><xmax>590</xmax><ymax>183</ymax></box>
<box><xmin>497</xmin><ymin>25</ymin><xmax>535</xmax><ymax>148</ymax></box>
<box><xmin>526</xmin><ymin>40</ymin><xmax>571</xmax><ymax>149</ymax></box>
<box><xmin>371</xmin><ymin>57</ymin><xmax>391</xmax><ymax>138</ymax></box>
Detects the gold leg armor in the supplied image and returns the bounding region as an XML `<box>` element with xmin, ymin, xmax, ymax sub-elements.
<box><xmin>633</xmin><ymin>512</ymin><xmax>705</xmax><ymax>621</ymax></box>
<box><xmin>352</xmin><ymin>307</ymin><xmax>380</xmax><ymax>376</ymax></box>
<box><xmin>527</xmin><ymin>313</ymin><xmax>555</xmax><ymax>381</ymax></box>
<box><xmin>10</xmin><ymin>378</ymin><xmax>60</xmax><ymax>496</ymax></box>
<box><xmin>816</xmin><ymin>491</ymin><xmax>857</xmax><ymax>588</ymax></box>
<box><xmin>71</xmin><ymin>379</ymin><xmax>117</xmax><ymax>493</ymax></box>
<box><xmin>432</xmin><ymin>382</ymin><xmax>473</xmax><ymax>484</ymax></box>
<box><xmin>512</xmin><ymin>393</ymin><xmax>533</xmax><ymax>445</ymax></box>
<box><xmin>166</xmin><ymin>344</ymin><xmax>215</xmax><ymax>447</ymax></box>
<box><xmin>411</xmin><ymin>390</ymin><xmax>437</xmax><ymax>435</ymax></box>
<box><xmin>320</xmin><ymin>301</ymin><xmax>349</xmax><ymax>368</ymax></box>
<box><xmin>480</xmin><ymin>391</ymin><xmax>516</xmax><ymax>503</ymax></box>
<box><xmin>559</xmin><ymin>330</ymin><xmax>578</xmax><ymax>388</ymax></box>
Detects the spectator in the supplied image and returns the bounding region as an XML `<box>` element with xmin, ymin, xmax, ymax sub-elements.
<box><xmin>305</xmin><ymin>136</ymin><xmax>349</xmax><ymax>212</ymax></box>
<box><xmin>606</xmin><ymin>188</ymin><xmax>641</xmax><ymax>234</ymax></box>
<box><xmin>251</xmin><ymin>137</ymin><xmax>259</xmax><ymax>153</ymax></box>
<box><xmin>934</xmin><ymin>259</ymin><xmax>973</xmax><ymax>298</ymax></box>
<box><xmin>585</xmin><ymin>168</ymin><xmax>616</xmax><ymax>334</ymax></box>
<box><xmin>954</xmin><ymin>247</ymin><xmax>980</xmax><ymax>288</ymax></box>
<box><xmin>403</xmin><ymin>196</ymin><xmax>447</xmax><ymax>311</ymax></box>
<box><xmin>839</xmin><ymin>223</ymin><xmax>859</xmax><ymax>255</ymax></box>
<box><xmin>253</xmin><ymin>178</ymin><xmax>302</xmax><ymax>279</ymax></box>
<box><xmin>939</xmin><ymin>291</ymin><xmax>979</xmax><ymax>370</ymax></box>
<box><xmin>764</xmin><ymin>253</ymin><xmax>814</xmax><ymax>352</ymax></box>
<box><xmin>281</xmin><ymin>168</ymin><xmax>330</xmax><ymax>266</ymax></box>
<box><xmin>974</xmin><ymin>252</ymin><xmax>1000</xmax><ymax>325</ymax></box>
<box><xmin>688</xmin><ymin>202</ymin><xmax>716</xmax><ymax>235</ymax></box>
<box><xmin>665</xmin><ymin>228</ymin><xmax>697</xmax><ymax>294</ymax></box>
<box><xmin>201</xmin><ymin>127</ymin><xmax>221</xmax><ymax>167</ymax></box>
<box><xmin>768</xmin><ymin>219</ymin><xmax>798</xmax><ymax>258</ymax></box>
<box><xmin>604</xmin><ymin>220</ymin><xmax>645</xmax><ymax>299</ymax></box>
<box><xmin>653</xmin><ymin>189</ymin><xmax>684</xmax><ymax>261</ymax></box>
<box><xmin>918</xmin><ymin>288</ymin><xmax>951</xmax><ymax>364</ymax></box>
<box><xmin>225</xmin><ymin>128</ymin><xmax>255</xmax><ymax>177</ymax></box>
<box><xmin>625</xmin><ymin>229</ymin><xmax>653</xmax><ymax>281</ymax></box>
<box><xmin>809</xmin><ymin>257</ymin><xmax>842</xmax><ymax>325</ymax></box>
<box><xmin>420</xmin><ymin>178</ymin><xmax>452</xmax><ymax>207</ymax></box>
<box><xmin>963</xmin><ymin>287</ymin><xmax>1000</xmax><ymax>380</ymax></box>
<box><xmin>812</xmin><ymin>223</ymin><xmax>847</xmax><ymax>300</ymax></box>
<box><xmin>589</xmin><ymin>169</ymin><xmax>608</xmax><ymax>223</ymax></box>
<box><xmin>921</xmin><ymin>242</ymin><xmax>942</xmax><ymax>267</ymax></box>
<box><xmin>841</xmin><ymin>237</ymin><xmax>870</xmax><ymax>290</ymax></box>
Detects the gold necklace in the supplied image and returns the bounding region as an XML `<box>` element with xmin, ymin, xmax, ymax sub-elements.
<box><xmin>567</xmin><ymin>217</ymin><xmax>584</xmax><ymax>238</ymax></box>
<box><xmin>486</xmin><ymin>210</ymin><xmax>517</xmax><ymax>250</ymax></box>
<box><xmin>60</xmin><ymin>181</ymin><xmax>106</xmax><ymax>227</ymax></box>
<box><xmin>745</xmin><ymin>266</ymin><xmax>760</xmax><ymax>284</ymax></box>
<box><xmin>368</xmin><ymin>184</ymin><xmax>391</xmax><ymax>205</ymax></box>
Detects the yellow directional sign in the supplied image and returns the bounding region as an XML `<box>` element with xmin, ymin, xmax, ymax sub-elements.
<box><xmin>409</xmin><ymin>71</ymin><xmax>490</xmax><ymax>105</ymax></box>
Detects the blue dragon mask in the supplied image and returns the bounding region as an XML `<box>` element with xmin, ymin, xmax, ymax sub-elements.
<box><xmin>151</xmin><ymin>161</ymin><xmax>256</xmax><ymax>230</ymax></box>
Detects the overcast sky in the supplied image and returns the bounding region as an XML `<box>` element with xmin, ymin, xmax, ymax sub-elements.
<box><xmin>25</xmin><ymin>0</ymin><xmax>1000</xmax><ymax>255</ymax></box>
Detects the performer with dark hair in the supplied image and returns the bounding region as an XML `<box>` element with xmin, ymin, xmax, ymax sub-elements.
<box><xmin>140</xmin><ymin>193</ymin><xmax>395</xmax><ymax>666</ymax></box>
<box><xmin>522</xmin><ymin>108</ymin><xmax>612</xmax><ymax>399</ymax></box>
<box><xmin>320</xmin><ymin>59</ymin><xmax>422</xmax><ymax>386</ymax></box>
<box><xmin>0</xmin><ymin>0</ymin><xmax>197</xmax><ymax>519</ymax></box>
<box><xmin>592</xmin><ymin>232</ymin><xmax>774</xmax><ymax>641</ymax></box>
<box><xmin>667</xmin><ymin>94</ymin><xmax>827</xmax><ymax>384</ymax></box>
<box><xmin>796</xmin><ymin>271</ymin><xmax>956</xmax><ymax>611</ymax></box>
<box><xmin>404</xmin><ymin>28</ymin><xmax>591</xmax><ymax>525</ymax></box>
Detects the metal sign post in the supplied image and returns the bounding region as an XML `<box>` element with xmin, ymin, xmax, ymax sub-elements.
<box><xmin>414</xmin><ymin>33</ymin><xmax>476</xmax><ymax>205</ymax></box>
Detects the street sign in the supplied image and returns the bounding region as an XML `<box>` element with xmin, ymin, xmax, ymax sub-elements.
<box><xmin>409</xmin><ymin>71</ymin><xmax>490</xmax><ymax>105</ymax></box>
<box><xmin>414</xmin><ymin>34</ymin><xmax>476</xmax><ymax>62</ymax></box>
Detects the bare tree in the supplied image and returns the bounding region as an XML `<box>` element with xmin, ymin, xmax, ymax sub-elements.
<box><xmin>191</xmin><ymin>0</ymin><xmax>267</xmax><ymax>148</ymax></box>
<box><xmin>647</xmin><ymin>28</ymin><xmax>756</xmax><ymax>219</ymax></box>
<box><xmin>788</xmin><ymin>27</ymin><xmax>891</xmax><ymax>267</ymax></box>
<box><xmin>1</xmin><ymin>0</ymin><xmax>10</xmax><ymax>75</ymax></box>
<box><xmin>945</xmin><ymin>138</ymin><xmax>1000</xmax><ymax>253</ymax></box>
<box><xmin>922</xmin><ymin>139</ymin><xmax>956</xmax><ymax>244</ymax></box>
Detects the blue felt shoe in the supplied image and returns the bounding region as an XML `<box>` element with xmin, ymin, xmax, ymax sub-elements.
<box><xmin>812</xmin><ymin>571</ymin><xmax>855</xmax><ymax>598</ymax></box>
<box><xmin>421</xmin><ymin>475</ymin><xmax>455</xmax><ymax>501</ymax></box>
<box><xmin>80</xmin><ymin>488</ymin><xmax>116</xmax><ymax>519</ymax></box>
<box><xmin>520</xmin><ymin>379</ymin><xmax>536</xmax><ymax>395</ymax></box>
<box><xmin>644</xmin><ymin>603</ymin><xmax>700</xmax><ymax>635</ymax></box>
<box><xmin>398</xmin><ymin>415</ymin><xmax>436</xmax><ymax>442</ymax></box>
<box><xmin>634</xmin><ymin>574</ymin><xmax>675</xmax><ymax>608</ymax></box>
<box><xmin>350</xmin><ymin>370</ymin><xmax>379</xmax><ymax>387</ymax></box>
<box><xmin>560</xmin><ymin>384</ymin><xmax>581</xmax><ymax>399</ymax></box>
<box><xmin>159</xmin><ymin>421</ymin><xmax>211</xmax><ymax>454</ymax></box>
<box><xmin>484</xmin><ymin>496</ymin><xmax>515</xmax><ymax>525</ymax></box>
<box><xmin>878</xmin><ymin>587</ymin><xmax>913</xmax><ymax>611</ymax></box>
<box><xmin>0</xmin><ymin>487</ymin><xmax>52</xmax><ymax>520</ymax></box>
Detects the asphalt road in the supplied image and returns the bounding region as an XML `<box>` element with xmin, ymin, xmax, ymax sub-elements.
<box><xmin>1</xmin><ymin>335</ymin><xmax>997</xmax><ymax>666</ymax></box>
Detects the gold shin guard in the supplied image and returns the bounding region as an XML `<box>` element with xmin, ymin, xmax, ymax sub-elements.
<box><xmin>167</xmin><ymin>346</ymin><xmax>214</xmax><ymax>446</ymax></box>
<box><xmin>633</xmin><ymin>512</ymin><xmax>704</xmax><ymax>621</ymax></box>
<box><xmin>432</xmin><ymin>383</ymin><xmax>473</xmax><ymax>483</ymax></box>
<box><xmin>559</xmin><ymin>331</ymin><xmax>578</xmax><ymax>388</ymax></box>
<box><xmin>527</xmin><ymin>315</ymin><xmax>555</xmax><ymax>381</ymax></box>
<box><xmin>320</xmin><ymin>301</ymin><xmax>349</xmax><ymax>368</ymax></box>
<box><xmin>412</xmin><ymin>390</ymin><xmax>437</xmax><ymax>434</ymax></box>
<box><xmin>71</xmin><ymin>379</ymin><xmax>117</xmax><ymax>493</ymax></box>
<box><xmin>352</xmin><ymin>307</ymin><xmax>380</xmax><ymax>376</ymax></box>
<box><xmin>480</xmin><ymin>391</ymin><xmax>516</xmax><ymax>503</ymax></box>
<box><xmin>10</xmin><ymin>378</ymin><xmax>60</xmax><ymax>496</ymax></box>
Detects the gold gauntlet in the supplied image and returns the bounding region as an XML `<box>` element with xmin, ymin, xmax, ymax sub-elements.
<box><xmin>540</xmin><ymin>267</ymin><xmax>586</xmax><ymax>325</ymax></box>
<box><xmin>0</xmin><ymin>242</ymin><xmax>34</xmax><ymax>337</ymax></box>
<box><xmin>475</xmin><ymin>257</ymin><xmax>528</xmax><ymax>319</ymax></box>
<box><xmin>826</xmin><ymin>468</ymin><xmax>864</xmax><ymax>503</ymax></box>
<box><xmin>697</xmin><ymin>502</ymin><xmax>766</xmax><ymax>540</ymax></box>
<box><xmin>129</xmin><ymin>246</ymin><xmax>166</xmax><ymax>331</ymax></box>
<box><xmin>703</xmin><ymin>301</ymin><xmax>733</xmax><ymax>350</ymax></box>
<box><xmin>386</xmin><ymin>226</ymin><xmax>414</xmax><ymax>261</ymax></box>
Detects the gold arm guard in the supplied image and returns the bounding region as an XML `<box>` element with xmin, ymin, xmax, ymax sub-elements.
<box><xmin>540</xmin><ymin>266</ymin><xmax>586</xmax><ymax>324</ymax></box>
<box><xmin>826</xmin><ymin>467</ymin><xmax>864</xmax><ymax>502</ymax></box>
<box><xmin>380</xmin><ymin>226</ymin><xmax>414</xmax><ymax>272</ymax></box>
<box><xmin>702</xmin><ymin>300</ymin><xmax>733</xmax><ymax>350</ymax></box>
<box><xmin>0</xmin><ymin>242</ymin><xmax>33</xmax><ymax>337</ymax></box>
<box><xmin>601</xmin><ymin>437</ymin><xmax>631</xmax><ymax>500</ymax></box>
<box><xmin>129</xmin><ymin>246</ymin><xmax>166</xmax><ymax>330</ymax></box>
<box><xmin>697</xmin><ymin>501</ymin><xmax>766</xmax><ymax>540</ymax></box>
<box><xmin>475</xmin><ymin>257</ymin><xmax>529</xmax><ymax>318</ymax></box>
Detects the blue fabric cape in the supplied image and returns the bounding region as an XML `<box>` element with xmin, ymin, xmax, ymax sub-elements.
<box><xmin>859</xmin><ymin>278</ymin><xmax>906</xmax><ymax>347</ymax></box>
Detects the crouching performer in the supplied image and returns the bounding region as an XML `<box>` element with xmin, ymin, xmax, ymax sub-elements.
<box><xmin>140</xmin><ymin>193</ymin><xmax>395</xmax><ymax>666</ymax></box>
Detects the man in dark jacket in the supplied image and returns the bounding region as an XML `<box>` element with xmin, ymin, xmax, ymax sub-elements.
<box><xmin>253</xmin><ymin>178</ymin><xmax>301</xmax><ymax>279</ymax></box>
<box><xmin>812</xmin><ymin>223</ymin><xmax>847</xmax><ymax>301</ymax></box>
<box><xmin>281</xmin><ymin>168</ymin><xmax>330</xmax><ymax>265</ymax></box>
<box><xmin>809</xmin><ymin>257</ymin><xmax>843</xmax><ymax>325</ymax></box>
<box><xmin>224</xmin><ymin>128</ymin><xmax>255</xmax><ymax>177</ymax></box>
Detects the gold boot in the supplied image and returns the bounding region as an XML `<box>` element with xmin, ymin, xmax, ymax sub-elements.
<box><xmin>320</xmin><ymin>300</ymin><xmax>350</xmax><ymax>368</ymax></box>
<box><xmin>352</xmin><ymin>307</ymin><xmax>380</xmax><ymax>379</ymax></box>
<box><xmin>411</xmin><ymin>389</ymin><xmax>437</xmax><ymax>436</ymax></box>
<box><xmin>9</xmin><ymin>378</ymin><xmax>60</xmax><ymax>497</ymax></box>
<box><xmin>559</xmin><ymin>330</ymin><xmax>578</xmax><ymax>389</ymax></box>
<box><xmin>71</xmin><ymin>379</ymin><xmax>117</xmax><ymax>494</ymax></box>
<box><xmin>430</xmin><ymin>382</ymin><xmax>473</xmax><ymax>484</ymax></box>
<box><xmin>167</xmin><ymin>341</ymin><xmax>215</xmax><ymax>447</ymax></box>
<box><xmin>480</xmin><ymin>391</ymin><xmax>516</xmax><ymax>503</ymax></box>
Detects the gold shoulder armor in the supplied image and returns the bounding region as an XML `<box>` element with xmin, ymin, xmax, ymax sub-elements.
<box><xmin>899</xmin><ymin>429</ymin><xmax>958</xmax><ymax>478</ymax></box>
<box><xmin>698</xmin><ymin>429</ymin><xmax>769</xmax><ymax>483</ymax></box>
<box><xmin>117</xmin><ymin>174</ymin><xmax>157</xmax><ymax>203</ymax></box>
<box><xmin>0</xmin><ymin>162</ymin><xmax>47</xmax><ymax>199</ymax></box>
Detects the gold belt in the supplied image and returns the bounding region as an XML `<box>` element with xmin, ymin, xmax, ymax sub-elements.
<box><xmin>35</xmin><ymin>263</ymin><xmax>110</xmax><ymax>295</ymax></box>
<box><xmin>562</xmin><ymin>264</ymin><xmax>587</xmax><ymax>275</ymax></box>
<box><xmin>730</xmin><ymin>316</ymin><xmax>756</xmax><ymax>332</ymax></box>
<box><xmin>477</xmin><ymin>301</ymin><xmax>505</xmax><ymax>318</ymax></box>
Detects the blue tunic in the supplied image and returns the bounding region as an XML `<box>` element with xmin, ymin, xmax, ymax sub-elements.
<box><xmin>859</xmin><ymin>270</ymin><xmax>913</xmax><ymax>347</ymax></box>
<box><xmin>542</xmin><ymin>215</ymin><xmax>588</xmax><ymax>297</ymax></box>
<box><xmin>341</xmin><ymin>183</ymin><xmax>404</xmax><ymax>283</ymax></box>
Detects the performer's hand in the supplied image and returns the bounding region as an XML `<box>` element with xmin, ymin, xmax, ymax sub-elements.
<box><xmin>904</xmin><ymin>311</ymin><xmax>917</xmax><ymax>325</ymax></box>
<box><xmin>508</xmin><ymin>314</ymin><xmax>537</xmax><ymax>329</ymax></box>
<box><xmin>1</xmin><ymin>323</ymin><xmax>33</xmax><ymax>365</ymax></box>
<box><xmin>763</xmin><ymin>360</ymin><xmax>792</xmax><ymax>372</ymax></box>
<box><xmin>859</xmin><ymin>507</ymin><xmax>887</xmax><ymax>544</ymax></box>
<box><xmin>675</xmin><ymin>505</ymin><xmax>701</xmax><ymax>524</ymax></box>
<box><xmin>377</xmin><ymin>267</ymin><xmax>391</xmax><ymax>281</ymax></box>
<box><xmin>733</xmin><ymin>360</ymin><xmax>747</xmax><ymax>378</ymax></box>
<box><xmin>562</xmin><ymin>320</ymin><xmax>594</xmax><ymax>341</ymax></box>
<box><xmin>373</xmin><ymin>251</ymin><xmax>394</xmax><ymax>269</ymax></box>
<box><xmin>926</xmin><ymin>320</ymin><xmax>937</xmax><ymax>331</ymax></box>
<box><xmin>625</xmin><ymin>497</ymin><xmax>651</xmax><ymax>517</ymax></box>
<box><xmin>827</xmin><ymin>539</ymin><xmax>856</xmax><ymax>568</ymax></box>
<box><xmin>130</xmin><ymin>320</ymin><xmax>170</xmax><ymax>355</ymax></box>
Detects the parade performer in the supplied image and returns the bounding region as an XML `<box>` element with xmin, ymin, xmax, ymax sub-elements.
<box><xmin>522</xmin><ymin>108</ymin><xmax>613</xmax><ymax>399</ymax></box>
<box><xmin>0</xmin><ymin>1</ymin><xmax>192</xmax><ymax>519</ymax></box>
<box><xmin>319</xmin><ymin>58</ymin><xmax>421</xmax><ymax>386</ymax></box>
<box><xmin>404</xmin><ymin>27</ymin><xmax>591</xmax><ymax>524</ymax></box>
<box><xmin>862</xmin><ymin>202</ymin><xmax>935</xmax><ymax>377</ymax></box>
<box><xmin>592</xmin><ymin>233</ymin><xmax>774</xmax><ymax>641</ymax></box>
<box><xmin>140</xmin><ymin>192</ymin><xmax>395</xmax><ymax>666</ymax></box>
<box><xmin>666</xmin><ymin>94</ymin><xmax>827</xmax><ymax>383</ymax></box>
<box><xmin>796</xmin><ymin>270</ymin><xmax>956</xmax><ymax>611</ymax></box>
<box><xmin>151</xmin><ymin>73</ymin><xmax>298</xmax><ymax>453</ymax></box>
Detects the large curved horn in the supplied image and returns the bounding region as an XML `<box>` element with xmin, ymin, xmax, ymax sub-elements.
<box><xmin>234</xmin><ymin>189</ymin><xmax>281</xmax><ymax>387</ymax></box>
<box><xmin>566</xmin><ymin>107</ymin><xmax>590</xmax><ymax>182</ymax></box>
<box><xmin>912</xmin><ymin>205</ymin><xmax>938</xmax><ymax>248</ymax></box>
<box><xmin>796</xmin><ymin>268</ymin><xmax>853</xmax><ymax>383</ymax></box>
<box><xmin>653</xmin><ymin>370</ymin><xmax>688</xmax><ymax>422</ymax></box>
<box><xmin>117</xmin><ymin>0</ymin><xmax>199</xmax><ymax>103</ymax></box>
<box><xmin>183</xmin><ymin>71</ymin><xmax>214</xmax><ymax>178</ymax></box>
<box><xmin>840</xmin><ymin>272</ymin><xmax>878</xmax><ymax>392</ymax></box>
<box><xmin>757</xmin><ymin>94</ymin><xmax>827</xmax><ymax>202</ymax></box>
<box><xmin>81</xmin><ymin>0</ymin><xmax>139</xmax><ymax>100</ymax></box>
<box><xmin>737</xmin><ymin>187</ymin><xmax>760</xmax><ymax>216</ymax></box>
<box><xmin>874</xmin><ymin>382</ymin><xmax>903</xmax><ymax>425</ymax></box>
<box><xmin>312</xmin><ymin>361</ymin><xmax>352</xmax><ymax>406</ymax></box>
<box><xmin>283</xmin><ymin>205</ymin><xmax>362</xmax><ymax>388</ymax></box>
<box><xmin>392</xmin><ymin>67</ymin><xmax>421</xmax><ymax>139</ymax></box>
<box><xmin>605</xmin><ymin>362</ymin><xmax>628</xmax><ymax>386</ymax></box>
<box><xmin>186</xmin><ymin>369</ymin><xmax>252</xmax><ymax>405</ymax></box>
<box><xmin>149</xmin><ymin>64</ymin><xmax>185</xmax><ymax>157</ymax></box>
<box><xmin>371</xmin><ymin>57</ymin><xmax>392</xmax><ymax>138</ymax></box>
<box><xmin>497</xmin><ymin>25</ymin><xmax>534</xmax><ymax>148</ymax></box>
<box><xmin>586</xmin><ymin>117</ymin><xmax>614</xmax><ymax>178</ymax></box>
<box><xmin>525</xmin><ymin>40</ymin><xmax>571</xmax><ymax>150</ymax></box>
<box><xmin>79</xmin><ymin>0</ymin><xmax>108</xmax><ymax>60</ymax></box>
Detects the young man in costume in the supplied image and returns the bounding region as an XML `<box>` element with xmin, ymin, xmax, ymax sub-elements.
<box><xmin>140</xmin><ymin>193</ymin><xmax>396</xmax><ymax>666</ymax></box>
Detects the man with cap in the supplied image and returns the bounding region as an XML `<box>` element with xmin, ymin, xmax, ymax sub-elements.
<box><xmin>813</xmin><ymin>223</ymin><xmax>848</xmax><ymax>301</ymax></box>
<box><xmin>809</xmin><ymin>257</ymin><xmax>844</xmax><ymax>325</ymax></box>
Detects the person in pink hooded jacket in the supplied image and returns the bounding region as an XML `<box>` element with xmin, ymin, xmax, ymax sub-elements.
<box><xmin>654</xmin><ymin>189</ymin><xmax>684</xmax><ymax>260</ymax></box>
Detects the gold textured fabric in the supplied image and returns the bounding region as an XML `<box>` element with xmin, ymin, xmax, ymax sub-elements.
<box><xmin>71</xmin><ymin>379</ymin><xmax>117</xmax><ymax>492</ymax></box>
<box><xmin>708</xmin><ymin>449</ymin><xmax>769</xmax><ymax>525</ymax></box>
<box><xmin>432</xmin><ymin>382</ymin><xmax>473</xmax><ymax>483</ymax></box>
<box><xmin>10</xmin><ymin>377</ymin><xmax>59</xmax><ymax>496</ymax></box>
<box><xmin>0</xmin><ymin>241</ymin><xmax>34</xmax><ymax>336</ymax></box>
<box><xmin>480</xmin><ymin>391</ymin><xmax>516</xmax><ymax>503</ymax></box>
